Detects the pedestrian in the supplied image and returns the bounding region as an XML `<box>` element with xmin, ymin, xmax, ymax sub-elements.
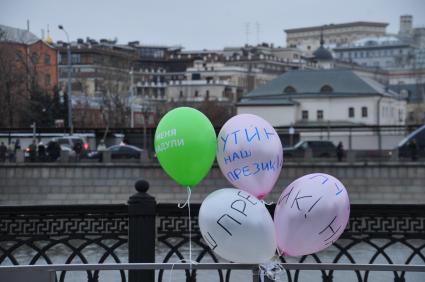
<box><xmin>38</xmin><ymin>141</ymin><xmax>46</xmax><ymax>162</ymax></box>
<box><xmin>28</xmin><ymin>140</ymin><xmax>37</xmax><ymax>162</ymax></box>
<box><xmin>0</xmin><ymin>142</ymin><xmax>6</xmax><ymax>162</ymax></box>
<box><xmin>73</xmin><ymin>142</ymin><xmax>83</xmax><ymax>162</ymax></box>
<box><xmin>7</xmin><ymin>143</ymin><xmax>14</xmax><ymax>162</ymax></box>
<box><xmin>336</xmin><ymin>141</ymin><xmax>344</xmax><ymax>162</ymax></box>
<box><xmin>409</xmin><ymin>139</ymin><xmax>418</xmax><ymax>161</ymax></box>
<box><xmin>47</xmin><ymin>140</ymin><xmax>60</xmax><ymax>161</ymax></box>
<box><xmin>14</xmin><ymin>139</ymin><xmax>21</xmax><ymax>153</ymax></box>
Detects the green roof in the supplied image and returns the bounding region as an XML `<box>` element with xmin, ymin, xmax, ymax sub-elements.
<box><xmin>246</xmin><ymin>69</ymin><xmax>397</xmax><ymax>97</ymax></box>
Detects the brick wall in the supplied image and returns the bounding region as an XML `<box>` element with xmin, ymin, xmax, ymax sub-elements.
<box><xmin>0</xmin><ymin>163</ymin><xmax>424</xmax><ymax>205</ymax></box>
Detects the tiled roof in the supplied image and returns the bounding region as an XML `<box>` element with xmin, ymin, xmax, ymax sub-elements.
<box><xmin>246</xmin><ymin>69</ymin><xmax>397</xmax><ymax>97</ymax></box>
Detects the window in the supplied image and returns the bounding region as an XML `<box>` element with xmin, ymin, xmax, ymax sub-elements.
<box><xmin>302</xmin><ymin>110</ymin><xmax>309</xmax><ymax>120</ymax></box>
<box><xmin>179</xmin><ymin>91</ymin><xmax>183</xmax><ymax>98</ymax></box>
<box><xmin>31</xmin><ymin>52</ymin><xmax>39</xmax><ymax>64</ymax></box>
<box><xmin>362</xmin><ymin>106</ymin><xmax>368</xmax><ymax>117</ymax></box>
<box><xmin>348</xmin><ymin>107</ymin><xmax>355</xmax><ymax>118</ymax></box>
<box><xmin>71</xmin><ymin>54</ymin><xmax>81</xmax><ymax>64</ymax></box>
<box><xmin>317</xmin><ymin>110</ymin><xmax>323</xmax><ymax>120</ymax></box>
<box><xmin>44</xmin><ymin>54</ymin><xmax>51</xmax><ymax>65</ymax></box>
<box><xmin>206</xmin><ymin>90</ymin><xmax>210</xmax><ymax>99</ymax></box>
<box><xmin>194</xmin><ymin>90</ymin><xmax>199</xmax><ymax>97</ymax></box>
<box><xmin>320</xmin><ymin>85</ymin><xmax>333</xmax><ymax>93</ymax></box>
<box><xmin>15</xmin><ymin>51</ymin><xmax>23</xmax><ymax>62</ymax></box>
<box><xmin>284</xmin><ymin>86</ymin><xmax>296</xmax><ymax>94</ymax></box>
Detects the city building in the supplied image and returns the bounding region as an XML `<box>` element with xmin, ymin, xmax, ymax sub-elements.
<box><xmin>333</xmin><ymin>15</ymin><xmax>425</xmax><ymax>70</ymax></box>
<box><xmin>332</xmin><ymin>15</ymin><xmax>425</xmax><ymax>124</ymax></box>
<box><xmin>56</xmin><ymin>38</ymin><xmax>137</xmax><ymax>98</ymax></box>
<box><xmin>285</xmin><ymin>21</ymin><xmax>388</xmax><ymax>53</ymax></box>
<box><xmin>0</xmin><ymin>24</ymin><xmax>58</xmax><ymax>93</ymax></box>
<box><xmin>237</xmin><ymin>69</ymin><xmax>406</xmax><ymax>127</ymax></box>
<box><xmin>333</xmin><ymin>37</ymin><xmax>415</xmax><ymax>69</ymax></box>
<box><xmin>222</xmin><ymin>44</ymin><xmax>306</xmax><ymax>77</ymax></box>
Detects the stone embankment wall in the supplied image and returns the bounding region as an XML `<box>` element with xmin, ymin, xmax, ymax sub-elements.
<box><xmin>0</xmin><ymin>162</ymin><xmax>424</xmax><ymax>205</ymax></box>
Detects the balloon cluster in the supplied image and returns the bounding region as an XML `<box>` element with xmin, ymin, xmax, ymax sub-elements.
<box><xmin>155</xmin><ymin>108</ymin><xmax>350</xmax><ymax>265</ymax></box>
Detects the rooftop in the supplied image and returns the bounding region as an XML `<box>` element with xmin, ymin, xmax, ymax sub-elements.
<box><xmin>245</xmin><ymin>69</ymin><xmax>398</xmax><ymax>97</ymax></box>
<box><xmin>0</xmin><ymin>24</ymin><xmax>39</xmax><ymax>44</ymax></box>
<box><xmin>285</xmin><ymin>21</ymin><xmax>388</xmax><ymax>34</ymax></box>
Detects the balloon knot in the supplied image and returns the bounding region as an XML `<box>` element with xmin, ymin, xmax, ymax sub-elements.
<box><xmin>259</xmin><ymin>257</ymin><xmax>284</xmax><ymax>281</ymax></box>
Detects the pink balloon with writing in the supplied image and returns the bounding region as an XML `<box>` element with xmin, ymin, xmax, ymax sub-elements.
<box><xmin>274</xmin><ymin>173</ymin><xmax>350</xmax><ymax>257</ymax></box>
<box><xmin>217</xmin><ymin>114</ymin><xmax>283</xmax><ymax>199</ymax></box>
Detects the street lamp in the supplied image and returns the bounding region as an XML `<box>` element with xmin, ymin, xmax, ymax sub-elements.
<box><xmin>58</xmin><ymin>25</ymin><xmax>73</xmax><ymax>134</ymax></box>
<box><xmin>129</xmin><ymin>69</ymin><xmax>134</xmax><ymax>128</ymax></box>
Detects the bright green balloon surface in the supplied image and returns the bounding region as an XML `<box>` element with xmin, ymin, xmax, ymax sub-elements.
<box><xmin>154</xmin><ymin>107</ymin><xmax>217</xmax><ymax>187</ymax></box>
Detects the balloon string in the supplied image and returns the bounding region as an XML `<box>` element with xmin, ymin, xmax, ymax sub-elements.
<box><xmin>276</xmin><ymin>247</ymin><xmax>283</xmax><ymax>258</ymax></box>
<box><xmin>167</xmin><ymin>260</ymin><xmax>198</xmax><ymax>282</ymax></box>
<box><xmin>177</xmin><ymin>187</ymin><xmax>193</xmax><ymax>276</ymax></box>
<box><xmin>178</xmin><ymin>186</ymin><xmax>192</xmax><ymax>208</ymax></box>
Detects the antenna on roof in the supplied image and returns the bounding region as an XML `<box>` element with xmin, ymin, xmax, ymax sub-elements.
<box><xmin>256</xmin><ymin>22</ymin><xmax>260</xmax><ymax>44</ymax></box>
<box><xmin>245</xmin><ymin>22</ymin><xmax>251</xmax><ymax>45</ymax></box>
<box><xmin>320</xmin><ymin>25</ymin><xmax>325</xmax><ymax>46</ymax></box>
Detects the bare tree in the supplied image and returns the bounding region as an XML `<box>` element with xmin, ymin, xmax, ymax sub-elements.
<box><xmin>97</xmin><ymin>67</ymin><xmax>131</xmax><ymax>128</ymax></box>
<box><xmin>0</xmin><ymin>30</ymin><xmax>28</xmax><ymax>127</ymax></box>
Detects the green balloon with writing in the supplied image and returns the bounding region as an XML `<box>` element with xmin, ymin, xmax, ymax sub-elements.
<box><xmin>154</xmin><ymin>107</ymin><xmax>217</xmax><ymax>187</ymax></box>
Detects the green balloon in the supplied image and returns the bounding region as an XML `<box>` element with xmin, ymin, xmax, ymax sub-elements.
<box><xmin>154</xmin><ymin>107</ymin><xmax>217</xmax><ymax>187</ymax></box>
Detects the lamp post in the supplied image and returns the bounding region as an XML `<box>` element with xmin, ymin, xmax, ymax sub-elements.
<box><xmin>58</xmin><ymin>25</ymin><xmax>73</xmax><ymax>134</ymax></box>
<box><xmin>129</xmin><ymin>68</ymin><xmax>135</xmax><ymax>128</ymax></box>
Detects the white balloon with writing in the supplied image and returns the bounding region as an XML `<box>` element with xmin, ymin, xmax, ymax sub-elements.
<box><xmin>199</xmin><ymin>188</ymin><xmax>277</xmax><ymax>263</ymax></box>
<box><xmin>274</xmin><ymin>173</ymin><xmax>350</xmax><ymax>257</ymax></box>
<box><xmin>217</xmin><ymin>114</ymin><xmax>283</xmax><ymax>199</ymax></box>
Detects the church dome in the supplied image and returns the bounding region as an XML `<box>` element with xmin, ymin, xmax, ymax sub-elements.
<box><xmin>313</xmin><ymin>32</ymin><xmax>333</xmax><ymax>61</ymax></box>
<box><xmin>313</xmin><ymin>46</ymin><xmax>333</xmax><ymax>60</ymax></box>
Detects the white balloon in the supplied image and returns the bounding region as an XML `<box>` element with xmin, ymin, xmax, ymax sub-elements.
<box><xmin>198</xmin><ymin>188</ymin><xmax>277</xmax><ymax>263</ymax></box>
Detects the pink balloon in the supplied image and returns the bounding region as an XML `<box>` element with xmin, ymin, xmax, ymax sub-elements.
<box><xmin>274</xmin><ymin>173</ymin><xmax>350</xmax><ymax>257</ymax></box>
<box><xmin>217</xmin><ymin>114</ymin><xmax>283</xmax><ymax>199</ymax></box>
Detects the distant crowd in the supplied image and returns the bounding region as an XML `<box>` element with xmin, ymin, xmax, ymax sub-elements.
<box><xmin>0</xmin><ymin>139</ymin><xmax>61</xmax><ymax>162</ymax></box>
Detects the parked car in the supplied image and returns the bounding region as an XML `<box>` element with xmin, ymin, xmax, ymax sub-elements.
<box><xmin>87</xmin><ymin>144</ymin><xmax>143</xmax><ymax>160</ymax></box>
<box><xmin>24</xmin><ymin>143</ymin><xmax>75</xmax><ymax>160</ymax></box>
<box><xmin>283</xmin><ymin>140</ymin><xmax>337</xmax><ymax>158</ymax></box>
<box><xmin>55</xmin><ymin>136</ymin><xmax>89</xmax><ymax>152</ymax></box>
<box><xmin>397</xmin><ymin>124</ymin><xmax>425</xmax><ymax>159</ymax></box>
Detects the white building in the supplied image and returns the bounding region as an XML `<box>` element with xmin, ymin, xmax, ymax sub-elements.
<box><xmin>237</xmin><ymin>69</ymin><xmax>406</xmax><ymax>127</ymax></box>
<box><xmin>237</xmin><ymin>69</ymin><xmax>407</xmax><ymax>150</ymax></box>
<box><xmin>166</xmin><ymin>61</ymin><xmax>273</xmax><ymax>102</ymax></box>
<box><xmin>285</xmin><ymin>21</ymin><xmax>388</xmax><ymax>53</ymax></box>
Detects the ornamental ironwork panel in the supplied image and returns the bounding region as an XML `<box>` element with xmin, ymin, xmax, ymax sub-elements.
<box><xmin>0</xmin><ymin>205</ymin><xmax>129</xmax><ymax>282</ymax></box>
<box><xmin>0</xmin><ymin>204</ymin><xmax>424</xmax><ymax>282</ymax></box>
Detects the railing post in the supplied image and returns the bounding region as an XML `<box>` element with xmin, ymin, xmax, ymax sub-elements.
<box><xmin>102</xmin><ymin>151</ymin><xmax>111</xmax><ymax>163</ymax></box>
<box><xmin>304</xmin><ymin>147</ymin><xmax>313</xmax><ymax>160</ymax></box>
<box><xmin>128</xmin><ymin>180</ymin><xmax>156</xmax><ymax>282</ymax></box>
<box><xmin>322</xmin><ymin>273</ymin><xmax>333</xmax><ymax>282</ymax></box>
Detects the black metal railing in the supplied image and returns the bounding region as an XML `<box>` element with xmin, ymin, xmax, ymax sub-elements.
<box><xmin>0</xmin><ymin>185</ymin><xmax>424</xmax><ymax>282</ymax></box>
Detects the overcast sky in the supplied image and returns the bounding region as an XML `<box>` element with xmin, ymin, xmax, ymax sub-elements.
<box><xmin>1</xmin><ymin>0</ymin><xmax>424</xmax><ymax>50</ymax></box>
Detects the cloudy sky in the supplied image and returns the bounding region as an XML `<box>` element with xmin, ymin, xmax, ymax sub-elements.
<box><xmin>1</xmin><ymin>0</ymin><xmax>424</xmax><ymax>50</ymax></box>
